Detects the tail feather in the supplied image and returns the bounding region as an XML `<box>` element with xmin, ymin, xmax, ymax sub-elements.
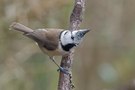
<box><xmin>10</xmin><ymin>22</ymin><xmax>34</xmax><ymax>33</ymax></box>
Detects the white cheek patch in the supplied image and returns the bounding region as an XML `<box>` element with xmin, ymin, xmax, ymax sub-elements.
<box><xmin>61</xmin><ymin>31</ymin><xmax>73</xmax><ymax>46</ymax></box>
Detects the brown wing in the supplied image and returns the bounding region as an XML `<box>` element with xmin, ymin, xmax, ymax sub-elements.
<box><xmin>25</xmin><ymin>28</ymin><xmax>63</xmax><ymax>50</ymax></box>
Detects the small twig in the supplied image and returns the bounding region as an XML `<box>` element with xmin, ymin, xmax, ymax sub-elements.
<box><xmin>58</xmin><ymin>0</ymin><xmax>86</xmax><ymax>90</ymax></box>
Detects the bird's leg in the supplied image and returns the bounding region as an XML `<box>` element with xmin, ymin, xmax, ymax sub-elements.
<box><xmin>49</xmin><ymin>57</ymin><xmax>69</xmax><ymax>75</ymax></box>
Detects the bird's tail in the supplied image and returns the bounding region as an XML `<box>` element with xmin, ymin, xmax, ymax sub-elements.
<box><xmin>10</xmin><ymin>22</ymin><xmax>34</xmax><ymax>33</ymax></box>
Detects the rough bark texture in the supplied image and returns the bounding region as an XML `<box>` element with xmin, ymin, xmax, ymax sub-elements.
<box><xmin>58</xmin><ymin>0</ymin><xmax>85</xmax><ymax>90</ymax></box>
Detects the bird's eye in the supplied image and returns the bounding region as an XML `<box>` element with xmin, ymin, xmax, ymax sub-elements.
<box><xmin>71</xmin><ymin>36</ymin><xmax>74</xmax><ymax>40</ymax></box>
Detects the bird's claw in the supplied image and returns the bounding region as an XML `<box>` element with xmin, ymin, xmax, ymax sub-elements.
<box><xmin>57</xmin><ymin>67</ymin><xmax>69</xmax><ymax>75</ymax></box>
<box><xmin>57</xmin><ymin>67</ymin><xmax>75</xmax><ymax>88</ymax></box>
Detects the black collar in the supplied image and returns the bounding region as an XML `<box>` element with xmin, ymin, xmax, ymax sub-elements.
<box><xmin>61</xmin><ymin>43</ymin><xmax>76</xmax><ymax>51</ymax></box>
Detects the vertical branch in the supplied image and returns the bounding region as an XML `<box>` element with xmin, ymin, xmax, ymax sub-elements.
<box><xmin>58</xmin><ymin>0</ymin><xmax>86</xmax><ymax>90</ymax></box>
<box><xmin>70</xmin><ymin>0</ymin><xmax>85</xmax><ymax>30</ymax></box>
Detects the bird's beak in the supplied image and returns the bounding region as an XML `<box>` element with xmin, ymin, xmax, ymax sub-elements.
<box><xmin>82</xmin><ymin>29</ymin><xmax>90</xmax><ymax>35</ymax></box>
<box><xmin>79</xmin><ymin>29</ymin><xmax>90</xmax><ymax>37</ymax></box>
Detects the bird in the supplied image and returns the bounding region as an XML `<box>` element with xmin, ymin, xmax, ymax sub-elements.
<box><xmin>10</xmin><ymin>22</ymin><xmax>90</xmax><ymax>74</ymax></box>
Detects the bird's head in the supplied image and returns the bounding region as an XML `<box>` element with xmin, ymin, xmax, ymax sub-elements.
<box><xmin>60</xmin><ymin>29</ymin><xmax>90</xmax><ymax>51</ymax></box>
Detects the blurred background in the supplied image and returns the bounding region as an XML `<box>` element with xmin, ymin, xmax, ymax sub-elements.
<box><xmin>0</xmin><ymin>0</ymin><xmax>135</xmax><ymax>90</ymax></box>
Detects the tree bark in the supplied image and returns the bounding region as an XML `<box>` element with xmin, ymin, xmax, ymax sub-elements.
<box><xmin>58</xmin><ymin>0</ymin><xmax>86</xmax><ymax>90</ymax></box>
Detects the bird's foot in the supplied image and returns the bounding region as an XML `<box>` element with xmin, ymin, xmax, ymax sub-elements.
<box><xmin>57</xmin><ymin>67</ymin><xmax>75</xmax><ymax>88</ymax></box>
<box><xmin>57</xmin><ymin>67</ymin><xmax>70</xmax><ymax>75</ymax></box>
